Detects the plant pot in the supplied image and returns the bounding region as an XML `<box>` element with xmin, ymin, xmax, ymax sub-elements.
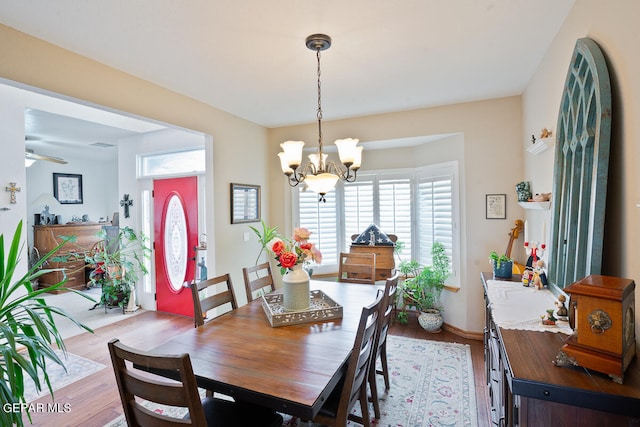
<box><xmin>492</xmin><ymin>260</ymin><xmax>513</xmax><ymax>279</ymax></box>
<box><xmin>418</xmin><ymin>309</ymin><xmax>443</xmax><ymax>333</ymax></box>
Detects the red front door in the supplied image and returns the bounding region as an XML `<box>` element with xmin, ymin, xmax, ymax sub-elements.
<box><xmin>154</xmin><ymin>176</ymin><xmax>198</xmax><ymax>316</ymax></box>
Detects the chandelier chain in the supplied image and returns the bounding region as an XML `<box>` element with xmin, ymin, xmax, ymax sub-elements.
<box><xmin>316</xmin><ymin>47</ymin><xmax>324</xmax><ymax>169</ymax></box>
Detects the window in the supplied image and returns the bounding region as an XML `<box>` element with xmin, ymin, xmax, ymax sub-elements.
<box><xmin>296</xmin><ymin>188</ymin><xmax>339</xmax><ymax>267</ymax></box>
<box><xmin>294</xmin><ymin>161</ymin><xmax>459</xmax><ymax>284</ymax></box>
<box><xmin>138</xmin><ymin>148</ymin><xmax>205</xmax><ymax>178</ymax></box>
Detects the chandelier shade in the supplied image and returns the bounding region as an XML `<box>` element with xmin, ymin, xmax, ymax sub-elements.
<box><xmin>278</xmin><ymin>34</ymin><xmax>362</xmax><ymax>202</ymax></box>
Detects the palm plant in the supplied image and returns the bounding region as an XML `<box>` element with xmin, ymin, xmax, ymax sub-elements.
<box><xmin>0</xmin><ymin>221</ymin><xmax>93</xmax><ymax>426</ymax></box>
<box><xmin>249</xmin><ymin>220</ymin><xmax>280</xmax><ymax>265</ymax></box>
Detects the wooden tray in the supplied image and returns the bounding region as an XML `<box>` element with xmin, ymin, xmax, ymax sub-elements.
<box><xmin>261</xmin><ymin>290</ymin><xmax>343</xmax><ymax>327</ymax></box>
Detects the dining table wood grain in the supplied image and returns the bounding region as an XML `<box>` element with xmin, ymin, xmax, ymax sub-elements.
<box><xmin>146</xmin><ymin>280</ymin><xmax>381</xmax><ymax>419</ymax></box>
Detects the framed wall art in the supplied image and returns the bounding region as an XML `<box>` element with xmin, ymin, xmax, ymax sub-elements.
<box><xmin>486</xmin><ymin>194</ymin><xmax>506</xmax><ymax>219</ymax></box>
<box><xmin>53</xmin><ymin>173</ymin><xmax>83</xmax><ymax>204</ymax></box>
<box><xmin>230</xmin><ymin>183</ymin><xmax>261</xmax><ymax>224</ymax></box>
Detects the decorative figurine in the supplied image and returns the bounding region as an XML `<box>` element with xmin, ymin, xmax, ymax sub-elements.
<box><xmin>555</xmin><ymin>294</ymin><xmax>568</xmax><ymax>320</ymax></box>
<box><xmin>531</xmin><ymin>259</ymin><xmax>548</xmax><ymax>289</ymax></box>
<box><xmin>522</xmin><ymin>267</ymin><xmax>533</xmax><ymax>287</ymax></box>
<box><xmin>542</xmin><ymin>308</ymin><xmax>557</xmax><ymax>325</ymax></box>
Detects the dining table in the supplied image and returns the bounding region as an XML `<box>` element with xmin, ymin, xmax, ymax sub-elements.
<box><xmin>145</xmin><ymin>280</ymin><xmax>382</xmax><ymax>419</ymax></box>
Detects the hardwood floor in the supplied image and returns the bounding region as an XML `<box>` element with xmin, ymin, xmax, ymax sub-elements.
<box><xmin>23</xmin><ymin>310</ymin><xmax>490</xmax><ymax>427</ymax></box>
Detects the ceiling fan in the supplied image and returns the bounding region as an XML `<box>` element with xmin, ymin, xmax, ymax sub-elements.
<box><xmin>25</xmin><ymin>148</ymin><xmax>68</xmax><ymax>165</ymax></box>
<box><xmin>25</xmin><ymin>135</ymin><xmax>68</xmax><ymax>165</ymax></box>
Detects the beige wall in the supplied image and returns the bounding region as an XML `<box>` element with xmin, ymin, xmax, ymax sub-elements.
<box><xmin>0</xmin><ymin>24</ymin><xmax>270</xmax><ymax>303</ymax></box>
<box><xmin>268</xmin><ymin>97</ymin><xmax>524</xmax><ymax>333</ymax></box>
<box><xmin>522</xmin><ymin>0</ymin><xmax>640</xmax><ymax>340</ymax></box>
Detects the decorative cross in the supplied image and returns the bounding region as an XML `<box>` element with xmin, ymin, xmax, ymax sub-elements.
<box><xmin>5</xmin><ymin>182</ymin><xmax>21</xmax><ymax>204</ymax></box>
<box><xmin>120</xmin><ymin>194</ymin><xmax>133</xmax><ymax>218</ymax></box>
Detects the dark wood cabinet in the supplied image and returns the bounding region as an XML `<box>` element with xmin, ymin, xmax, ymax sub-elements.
<box><xmin>482</xmin><ymin>272</ymin><xmax>640</xmax><ymax>426</ymax></box>
<box><xmin>33</xmin><ymin>223</ymin><xmax>104</xmax><ymax>293</ymax></box>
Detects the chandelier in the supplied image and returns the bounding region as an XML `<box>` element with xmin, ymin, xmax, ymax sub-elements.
<box><xmin>278</xmin><ymin>34</ymin><xmax>362</xmax><ymax>202</ymax></box>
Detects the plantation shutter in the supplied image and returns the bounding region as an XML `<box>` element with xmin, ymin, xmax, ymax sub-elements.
<box><xmin>298</xmin><ymin>188</ymin><xmax>338</xmax><ymax>266</ymax></box>
<box><xmin>343</xmin><ymin>180</ymin><xmax>374</xmax><ymax>249</ymax></box>
<box><xmin>379</xmin><ymin>178</ymin><xmax>412</xmax><ymax>256</ymax></box>
<box><xmin>418</xmin><ymin>175</ymin><xmax>453</xmax><ymax>268</ymax></box>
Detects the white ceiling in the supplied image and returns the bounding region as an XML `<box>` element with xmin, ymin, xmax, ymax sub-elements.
<box><xmin>0</xmin><ymin>0</ymin><xmax>575</xmax><ymax>139</ymax></box>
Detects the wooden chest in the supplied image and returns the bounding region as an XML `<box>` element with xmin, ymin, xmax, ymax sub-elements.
<box><xmin>34</xmin><ymin>223</ymin><xmax>104</xmax><ymax>293</ymax></box>
<box><xmin>349</xmin><ymin>245</ymin><xmax>395</xmax><ymax>281</ymax></box>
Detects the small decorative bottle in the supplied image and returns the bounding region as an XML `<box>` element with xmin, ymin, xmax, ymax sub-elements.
<box><xmin>198</xmin><ymin>257</ymin><xmax>207</xmax><ymax>281</ymax></box>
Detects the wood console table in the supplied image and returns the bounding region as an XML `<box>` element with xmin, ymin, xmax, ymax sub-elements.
<box><xmin>33</xmin><ymin>223</ymin><xmax>105</xmax><ymax>293</ymax></box>
<box><xmin>482</xmin><ymin>272</ymin><xmax>640</xmax><ymax>426</ymax></box>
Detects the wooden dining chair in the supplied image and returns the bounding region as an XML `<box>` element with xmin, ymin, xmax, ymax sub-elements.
<box><xmin>242</xmin><ymin>262</ymin><xmax>276</xmax><ymax>301</ymax></box>
<box><xmin>338</xmin><ymin>252</ymin><xmax>376</xmax><ymax>284</ymax></box>
<box><xmin>369</xmin><ymin>272</ymin><xmax>400</xmax><ymax>419</ymax></box>
<box><xmin>312</xmin><ymin>291</ymin><xmax>383</xmax><ymax>427</ymax></box>
<box><xmin>191</xmin><ymin>273</ymin><xmax>238</xmax><ymax>328</ymax></box>
<box><xmin>108</xmin><ymin>339</ymin><xmax>283</xmax><ymax>427</ymax></box>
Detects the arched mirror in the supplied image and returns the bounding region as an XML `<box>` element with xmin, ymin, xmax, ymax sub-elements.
<box><xmin>547</xmin><ymin>38</ymin><xmax>612</xmax><ymax>290</ymax></box>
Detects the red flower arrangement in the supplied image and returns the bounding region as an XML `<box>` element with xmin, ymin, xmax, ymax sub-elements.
<box><xmin>266</xmin><ymin>227</ymin><xmax>322</xmax><ymax>274</ymax></box>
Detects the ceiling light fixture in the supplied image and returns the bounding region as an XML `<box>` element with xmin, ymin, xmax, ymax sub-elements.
<box><xmin>278</xmin><ymin>34</ymin><xmax>362</xmax><ymax>202</ymax></box>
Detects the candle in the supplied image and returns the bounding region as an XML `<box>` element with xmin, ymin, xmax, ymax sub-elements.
<box><xmin>541</xmin><ymin>221</ymin><xmax>546</xmax><ymax>245</ymax></box>
<box><xmin>524</xmin><ymin>220</ymin><xmax>529</xmax><ymax>243</ymax></box>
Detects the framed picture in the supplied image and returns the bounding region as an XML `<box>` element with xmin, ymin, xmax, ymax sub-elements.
<box><xmin>53</xmin><ymin>173</ymin><xmax>83</xmax><ymax>204</ymax></box>
<box><xmin>230</xmin><ymin>183</ymin><xmax>261</xmax><ymax>224</ymax></box>
<box><xmin>486</xmin><ymin>194</ymin><xmax>506</xmax><ymax>219</ymax></box>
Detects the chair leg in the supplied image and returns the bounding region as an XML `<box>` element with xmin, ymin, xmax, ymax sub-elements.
<box><xmin>359</xmin><ymin>385</ymin><xmax>372</xmax><ymax>427</ymax></box>
<box><xmin>379</xmin><ymin>343</ymin><xmax>391</xmax><ymax>390</ymax></box>
<box><xmin>369</xmin><ymin>366</ymin><xmax>381</xmax><ymax>419</ymax></box>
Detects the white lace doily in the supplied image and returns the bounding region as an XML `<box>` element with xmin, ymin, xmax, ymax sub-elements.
<box><xmin>486</xmin><ymin>279</ymin><xmax>572</xmax><ymax>335</ymax></box>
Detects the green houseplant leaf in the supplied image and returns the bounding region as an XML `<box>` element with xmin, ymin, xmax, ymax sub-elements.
<box><xmin>401</xmin><ymin>242</ymin><xmax>451</xmax><ymax>313</ymax></box>
<box><xmin>0</xmin><ymin>221</ymin><xmax>93</xmax><ymax>426</ymax></box>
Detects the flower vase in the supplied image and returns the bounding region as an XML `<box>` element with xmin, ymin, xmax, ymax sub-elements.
<box><xmin>283</xmin><ymin>264</ymin><xmax>310</xmax><ymax>311</ymax></box>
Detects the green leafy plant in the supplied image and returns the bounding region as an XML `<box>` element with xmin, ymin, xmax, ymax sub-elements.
<box><xmin>489</xmin><ymin>251</ymin><xmax>512</xmax><ymax>269</ymax></box>
<box><xmin>90</xmin><ymin>227</ymin><xmax>149</xmax><ymax>308</ymax></box>
<box><xmin>60</xmin><ymin>227</ymin><xmax>150</xmax><ymax>308</ymax></box>
<box><xmin>396</xmin><ymin>311</ymin><xmax>408</xmax><ymax>325</ymax></box>
<box><xmin>0</xmin><ymin>221</ymin><xmax>93</xmax><ymax>426</ymax></box>
<box><xmin>401</xmin><ymin>242</ymin><xmax>450</xmax><ymax>313</ymax></box>
<box><xmin>248</xmin><ymin>220</ymin><xmax>280</xmax><ymax>265</ymax></box>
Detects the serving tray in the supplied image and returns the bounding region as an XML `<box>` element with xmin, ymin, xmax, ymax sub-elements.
<box><xmin>261</xmin><ymin>290</ymin><xmax>343</xmax><ymax>327</ymax></box>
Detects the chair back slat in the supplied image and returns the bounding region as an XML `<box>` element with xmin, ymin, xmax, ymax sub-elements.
<box><xmin>243</xmin><ymin>262</ymin><xmax>276</xmax><ymax>301</ymax></box>
<box><xmin>191</xmin><ymin>274</ymin><xmax>238</xmax><ymax>327</ymax></box>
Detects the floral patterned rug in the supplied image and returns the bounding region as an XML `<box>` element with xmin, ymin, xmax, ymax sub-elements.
<box><xmin>105</xmin><ymin>336</ymin><xmax>477</xmax><ymax>426</ymax></box>
<box><xmin>23</xmin><ymin>350</ymin><xmax>106</xmax><ymax>403</ymax></box>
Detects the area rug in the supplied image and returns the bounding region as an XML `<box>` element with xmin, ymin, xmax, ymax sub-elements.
<box><xmin>104</xmin><ymin>336</ymin><xmax>477</xmax><ymax>426</ymax></box>
<box><xmin>23</xmin><ymin>349</ymin><xmax>106</xmax><ymax>403</ymax></box>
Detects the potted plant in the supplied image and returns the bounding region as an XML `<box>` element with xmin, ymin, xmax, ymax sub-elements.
<box><xmin>489</xmin><ymin>251</ymin><xmax>513</xmax><ymax>279</ymax></box>
<box><xmin>401</xmin><ymin>242</ymin><xmax>450</xmax><ymax>332</ymax></box>
<box><xmin>80</xmin><ymin>227</ymin><xmax>150</xmax><ymax>311</ymax></box>
<box><xmin>395</xmin><ymin>258</ymin><xmax>421</xmax><ymax>324</ymax></box>
<box><xmin>0</xmin><ymin>221</ymin><xmax>93</xmax><ymax>427</ymax></box>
